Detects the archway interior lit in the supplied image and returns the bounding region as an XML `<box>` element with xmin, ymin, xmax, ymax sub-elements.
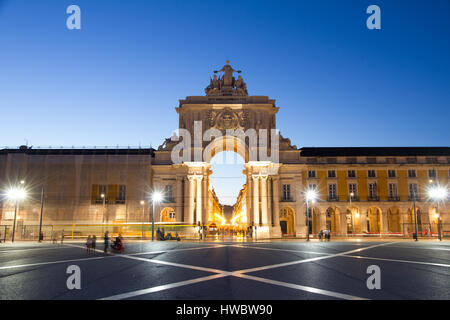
<box><xmin>209</xmin><ymin>151</ymin><xmax>246</xmax><ymax>207</ymax></box>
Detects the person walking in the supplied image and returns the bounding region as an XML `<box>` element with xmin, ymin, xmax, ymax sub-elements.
<box><xmin>39</xmin><ymin>231</ymin><xmax>44</xmax><ymax>243</ymax></box>
<box><xmin>104</xmin><ymin>231</ymin><xmax>109</xmax><ymax>253</ymax></box>
<box><xmin>92</xmin><ymin>235</ymin><xmax>97</xmax><ymax>251</ymax></box>
<box><xmin>86</xmin><ymin>235</ymin><xmax>92</xmax><ymax>254</ymax></box>
<box><xmin>61</xmin><ymin>230</ymin><xmax>65</xmax><ymax>244</ymax></box>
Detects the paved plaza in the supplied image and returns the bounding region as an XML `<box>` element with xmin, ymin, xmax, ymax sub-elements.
<box><xmin>0</xmin><ymin>239</ymin><xmax>449</xmax><ymax>300</ymax></box>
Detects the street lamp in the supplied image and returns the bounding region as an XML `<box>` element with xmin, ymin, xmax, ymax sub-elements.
<box><xmin>151</xmin><ymin>191</ymin><xmax>163</xmax><ymax>241</ymax></box>
<box><xmin>140</xmin><ymin>200</ymin><xmax>145</xmax><ymax>239</ymax></box>
<box><xmin>428</xmin><ymin>186</ymin><xmax>448</xmax><ymax>241</ymax></box>
<box><xmin>38</xmin><ymin>186</ymin><xmax>45</xmax><ymax>243</ymax></box>
<box><xmin>101</xmin><ymin>193</ymin><xmax>106</xmax><ymax>233</ymax></box>
<box><xmin>305</xmin><ymin>189</ymin><xmax>317</xmax><ymax>242</ymax></box>
<box><xmin>412</xmin><ymin>189</ymin><xmax>419</xmax><ymax>241</ymax></box>
<box><xmin>349</xmin><ymin>192</ymin><xmax>355</xmax><ymax>235</ymax></box>
<box><xmin>6</xmin><ymin>186</ymin><xmax>27</xmax><ymax>242</ymax></box>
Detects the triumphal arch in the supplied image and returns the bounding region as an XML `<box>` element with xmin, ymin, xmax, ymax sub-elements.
<box><xmin>152</xmin><ymin>61</ymin><xmax>301</xmax><ymax>238</ymax></box>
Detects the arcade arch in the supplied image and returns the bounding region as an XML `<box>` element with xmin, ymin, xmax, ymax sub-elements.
<box><xmin>280</xmin><ymin>206</ymin><xmax>295</xmax><ymax>235</ymax></box>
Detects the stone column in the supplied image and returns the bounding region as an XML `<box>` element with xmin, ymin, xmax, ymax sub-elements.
<box><xmin>340</xmin><ymin>211</ymin><xmax>347</xmax><ymax>235</ymax></box>
<box><xmin>183</xmin><ymin>177</ymin><xmax>189</xmax><ymax>223</ymax></box>
<box><xmin>176</xmin><ymin>177</ymin><xmax>183</xmax><ymax>222</ymax></box>
<box><xmin>381</xmin><ymin>210</ymin><xmax>389</xmax><ymax>234</ymax></box>
<box><xmin>187</xmin><ymin>176</ymin><xmax>195</xmax><ymax>224</ymax></box>
<box><xmin>260</xmin><ymin>175</ymin><xmax>268</xmax><ymax>225</ymax></box>
<box><xmin>247</xmin><ymin>174</ymin><xmax>253</xmax><ymax>224</ymax></box>
<box><xmin>196</xmin><ymin>175</ymin><xmax>203</xmax><ymax>224</ymax></box>
<box><xmin>360</xmin><ymin>210</ymin><xmax>368</xmax><ymax>233</ymax></box>
<box><xmin>252</xmin><ymin>175</ymin><xmax>260</xmax><ymax>225</ymax></box>
<box><xmin>202</xmin><ymin>174</ymin><xmax>208</xmax><ymax>224</ymax></box>
<box><xmin>320</xmin><ymin>210</ymin><xmax>327</xmax><ymax>230</ymax></box>
<box><xmin>401</xmin><ymin>210</ymin><xmax>409</xmax><ymax>235</ymax></box>
<box><xmin>267</xmin><ymin>177</ymin><xmax>273</xmax><ymax>226</ymax></box>
<box><xmin>272</xmin><ymin>177</ymin><xmax>280</xmax><ymax>227</ymax></box>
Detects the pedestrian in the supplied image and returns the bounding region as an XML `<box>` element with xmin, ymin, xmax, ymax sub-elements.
<box><xmin>327</xmin><ymin>230</ymin><xmax>331</xmax><ymax>241</ymax></box>
<box><xmin>323</xmin><ymin>229</ymin><xmax>330</xmax><ymax>241</ymax></box>
<box><xmin>156</xmin><ymin>228</ymin><xmax>161</xmax><ymax>241</ymax></box>
<box><xmin>61</xmin><ymin>230</ymin><xmax>65</xmax><ymax>244</ymax></box>
<box><xmin>161</xmin><ymin>228</ymin><xmax>166</xmax><ymax>241</ymax></box>
<box><xmin>92</xmin><ymin>235</ymin><xmax>97</xmax><ymax>251</ymax></box>
<box><xmin>52</xmin><ymin>231</ymin><xmax>57</xmax><ymax>244</ymax></box>
<box><xmin>86</xmin><ymin>235</ymin><xmax>92</xmax><ymax>254</ymax></box>
<box><xmin>104</xmin><ymin>231</ymin><xmax>109</xmax><ymax>253</ymax></box>
<box><xmin>39</xmin><ymin>231</ymin><xmax>44</xmax><ymax>243</ymax></box>
<box><xmin>318</xmin><ymin>230</ymin><xmax>323</xmax><ymax>241</ymax></box>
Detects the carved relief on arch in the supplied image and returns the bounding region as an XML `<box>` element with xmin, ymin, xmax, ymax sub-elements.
<box><xmin>206</xmin><ymin>107</ymin><xmax>249</xmax><ymax>130</ymax></box>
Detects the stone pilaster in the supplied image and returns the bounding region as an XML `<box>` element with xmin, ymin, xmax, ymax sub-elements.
<box><xmin>252</xmin><ymin>175</ymin><xmax>260</xmax><ymax>225</ymax></box>
<box><xmin>260</xmin><ymin>175</ymin><xmax>268</xmax><ymax>225</ymax></box>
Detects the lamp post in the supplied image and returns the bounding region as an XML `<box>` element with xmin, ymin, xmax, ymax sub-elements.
<box><xmin>305</xmin><ymin>189</ymin><xmax>317</xmax><ymax>242</ymax></box>
<box><xmin>151</xmin><ymin>192</ymin><xmax>162</xmax><ymax>241</ymax></box>
<box><xmin>413</xmin><ymin>190</ymin><xmax>418</xmax><ymax>241</ymax></box>
<box><xmin>101</xmin><ymin>193</ymin><xmax>106</xmax><ymax>233</ymax></box>
<box><xmin>140</xmin><ymin>200</ymin><xmax>145</xmax><ymax>239</ymax></box>
<box><xmin>6</xmin><ymin>184</ymin><xmax>27</xmax><ymax>243</ymax></box>
<box><xmin>428</xmin><ymin>186</ymin><xmax>448</xmax><ymax>242</ymax></box>
<box><xmin>349</xmin><ymin>192</ymin><xmax>354</xmax><ymax>236</ymax></box>
<box><xmin>38</xmin><ymin>187</ymin><xmax>44</xmax><ymax>243</ymax></box>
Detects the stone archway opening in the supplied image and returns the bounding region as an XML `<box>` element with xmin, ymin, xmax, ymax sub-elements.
<box><xmin>345</xmin><ymin>207</ymin><xmax>361</xmax><ymax>235</ymax></box>
<box><xmin>367</xmin><ymin>207</ymin><xmax>381</xmax><ymax>234</ymax></box>
<box><xmin>326</xmin><ymin>207</ymin><xmax>340</xmax><ymax>234</ymax></box>
<box><xmin>309</xmin><ymin>207</ymin><xmax>321</xmax><ymax>235</ymax></box>
<box><xmin>280</xmin><ymin>207</ymin><xmax>295</xmax><ymax>236</ymax></box>
<box><xmin>208</xmin><ymin>150</ymin><xmax>247</xmax><ymax>236</ymax></box>
<box><xmin>387</xmin><ymin>207</ymin><xmax>401</xmax><ymax>233</ymax></box>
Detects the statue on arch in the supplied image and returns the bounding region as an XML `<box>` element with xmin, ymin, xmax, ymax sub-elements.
<box><xmin>234</xmin><ymin>75</ymin><xmax>247</xmax><ymax>95</ymax></box>
<box><xmin>214</xmin><ymin>60</ymin><xmax>241</xmax><ymax>87</ymax></box>
<box><xmin>205</xmin><ymin>61</ymin><xmax>248</xmax><ymax>96</ymax></box>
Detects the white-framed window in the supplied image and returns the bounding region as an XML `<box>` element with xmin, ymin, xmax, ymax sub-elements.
<box><xmin>408</xmin><ymin>169</ymin><xmax>417</xmax><ymax>178</ymax></box>
<box><xmin>388</xmin><ymin>183</ymin><xmax>398</xmax><ymax>198</ymax></box>
<box><xmin>282</xmin><ymin>184</ymin><xmax>291</xmax><ymax>200</ymax></box>
<box><xmin>328</xmin><ymin>184</ymin><xmax>337</xmax><ymax>199</ymax></box>
<box><xmin>409</xmin><ymin>183</ymin><xmax>418</xmax><ymax>197</ymax></box>
<box><xmin>388</xmin><ymin>170</ymin><xmax>396</xmax><ymax>178</ymax></box>
<box><xmin>368</xmin><ymin>170</ymin><xmax>376</xmax><ymax>178</ymax></box>
<box><xmin>169</xmin><ymin>211</ymin><xmax>176</xmax><ymax>219</ymax></box>
<box><xmin>428</xmin><ymin>169</ymin><xmax>437</xmax><ymax>178</ymax></box>
<box><xmin>348</xmin><ymin>170</ymin><xmax>356</xmax><ymax>178</ymax></box>
<box><xmin>327</xmin><ymin>170</ymin><xmax>336</xmax><ymax>178</ymax></box>
<box><xmin>164</xmin><ymin>185</ymin><xmax>173</xmax><ymax>202</ymax></box>
<box><xmin>308</xmin><ymin>184</ymin><xmax>317</xmax><ymax>191</ymax></box>
<box><xmin>118</xmin><ymin>185</ymin><xmax>126</xmax><ymax>202</ymax></box>
<box><xmin>368</xmin><ymin>183</ymin><xmax>378</xmax><ymax>198</ymax></box>
<box><xmin>348</xmin><ymin>183</ymin><xmax>357</xmax><ymax>197</ymax></box>
<box><xmin>307</xmin><ymin>170</ymin><xmax>316</xmax><ymax>178</ymax></box>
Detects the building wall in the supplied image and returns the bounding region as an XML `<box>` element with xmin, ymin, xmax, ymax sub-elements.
<box><xmin>279</xmin><ymin>155</ymin><xmax>449</xmax><ymax>237</ymax></box>
<box><xmin>1</xmin><ymin>148</ymin><xmax>449</xmax><ymax>239</ymax></box>
<box><xmin>0</xmin><ymin>150</ymin><xmax>153</xmax><ymax>226</ymax></box>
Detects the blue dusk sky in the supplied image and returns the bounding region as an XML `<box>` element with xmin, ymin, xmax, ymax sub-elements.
<box><xmin>0</xmin><ymin>0</ymin><xmax>449</xmax><ymax>204</ymax></box>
